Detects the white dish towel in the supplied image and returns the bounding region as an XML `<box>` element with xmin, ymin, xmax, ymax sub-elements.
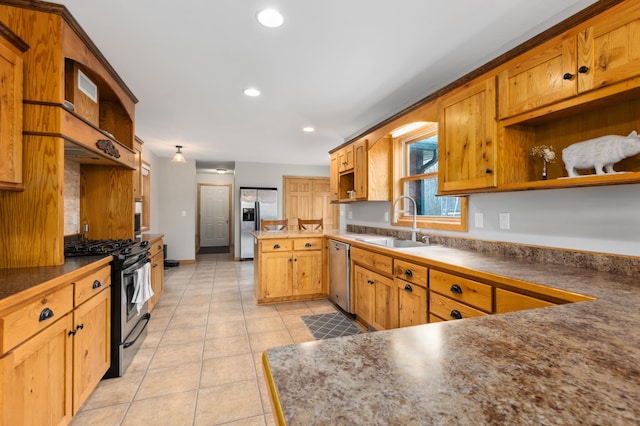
<box><xmin>132</xmin><ymin>262</ymin><xmax>153</xmax><ymax>315</ymax></box>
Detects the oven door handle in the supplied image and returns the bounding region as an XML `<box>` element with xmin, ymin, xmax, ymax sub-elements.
<box><xmin>122</xmin><ymin>254</ymin><xmax>151</xmax><ymax>276</ymax></box>
<box><xmin>122</xmin><ymin>313</ymin><xmax>151</xmax><ymax>349</ymax></box>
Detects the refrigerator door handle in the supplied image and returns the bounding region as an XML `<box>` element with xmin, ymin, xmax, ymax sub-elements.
<box><xmin>255</xmin><ymin>201</ymin><xmax>260</xmax><ymax>231</ymax></box>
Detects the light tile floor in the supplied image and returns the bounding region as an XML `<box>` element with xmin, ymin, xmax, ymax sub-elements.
<box><xmin>71</xmin><ymin>252</ymin><xmax>339</xmax><ymax>426</ymax></box>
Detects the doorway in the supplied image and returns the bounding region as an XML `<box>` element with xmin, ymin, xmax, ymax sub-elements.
<box><xmin>197</xmin><ymin>184</ymin><xmax>232</xmax><ymax>253</ymax></box>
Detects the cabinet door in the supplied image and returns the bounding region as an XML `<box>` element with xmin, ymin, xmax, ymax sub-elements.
<box><xmin>372</xmin><ymin>273</ymin><xmax>397</xmax><ymax>331</ymax></box>
<box><xmin>0</xmin><ymin>36</ymin><xmax>23</xmax><ymax>187</ymax></box>
<box><xmin>353</xmin><ymin>265</ymin><xmax>375</xmax><ymax>327</ymax></box>
<box><xmin>329</xmin><ymin>153</ymin><xmax>339</xmax><ymax>201</ymax></box>
<box><xmin>293</xmin><ymin>250</ymin><xmax>323</xmax><ymax>296</ymax></box>
<box><xmin>439</xmin><ymin>77</ymin><xmax>498</xmax><ymax>192</ymax></box>
<box><xmin>498</xmin><ymin>33</ymin><xmax>577</xmax><ymax>118</ymax></box>
<box><xmin>397</xmin><ymin>280</ymin><xmax>427</xmax><ymax>328</ymax></box>
<box><xmin>133</xmin><ymin>140</ymin><xmax>143</xmax><ymax>200</ymax></box>
<box><xmin>353</xmin><ymin>139</ymin><xmax>368</xmax><ymax>200</ymax></box>
<box><xmin>261</xmin><ymin>251</ymin><xmax>293</xmax><ymax>299</ymax></box>
<box><xmin>72</xmin><ymin>288</ymin><xmax>111</xmax><ymax>414</ymax></box>
<box><xmin>578</xmin><ymin>2</ymin><xmax>640</xmax><ymax>94</ymax></box>
<box><xmin>338</xmin><ymin>145</ymin><xmax>354</xmax><ymax>172</ymax></box>
<box><xmin>0</xmin><ymin>314</ymin><xmax>73</xmax><ymax>426</ymax></box>
<box><xmin>149</xmin><ymin>250</ymin><xmax>164</xmax><ymax>312</ymax></box>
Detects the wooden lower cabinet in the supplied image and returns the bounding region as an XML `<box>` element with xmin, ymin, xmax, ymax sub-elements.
<box><xmin>72</xmin><ymin>286</ymin><xmax>110</xmax><ymax>414</ymax></box>
<box><xmin>353</xmin><ymin>264</ymin><xmax>397</xmax><ymax>331</ymax></box>
<box><xmin>255</xmin><ymin>237</ymin><xmax>325</xmax><ymax>303</ymax></box>
<box><xmin>397</xmin><ymin>279</ymin><xmax>427</xmax><ymax>328</ymax></box>
<box><xmin>0</xmin><ymin>313</ymin><xmax>74</xmax><ymax>425</ymax></box>
<box><xmin>148</xmin><ymin>237</ymin><xmax>165</xmax><ymax>312</ymax></box>
<box><xmin>0</xmin><ymin>260</ymin><xmax>112</xmax><ymax>424</ymax></box>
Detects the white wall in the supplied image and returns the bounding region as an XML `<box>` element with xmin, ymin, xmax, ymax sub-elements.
<box><xmin>234</xmin><ymin>161</ymin><xmax>330</xmax><ymax>258</ymax></box>
<box><xmin>345</xmin><ymin>184</ymin><xmax>640</xmax><ymax>257</ymax></box>
<box><xmin>156</xmin><ymin>158</ymin><xmax>197</xmax><ymax>261</ymax></box>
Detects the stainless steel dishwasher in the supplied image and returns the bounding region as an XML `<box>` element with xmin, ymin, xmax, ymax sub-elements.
<box><xmin>328</xmin><ymin>239</ymin><xmax>351</xmax><ymax>313</ymax></box>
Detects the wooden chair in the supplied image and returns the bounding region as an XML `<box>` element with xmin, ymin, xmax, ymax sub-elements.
<box><xmin>261</xmin><ymin>219</ymin><xmax>288</xmax><ymax>231</ymax></box>
<box><xmin>298</xmin><ymin>218</ymin><xmax>323</xmax><ymax>231</ymax></box>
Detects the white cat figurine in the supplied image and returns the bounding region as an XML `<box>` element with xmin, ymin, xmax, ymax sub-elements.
<box><xmin>562</xmin><ymin>131</ymin><xmax>640</xmax><ymax>177</ymax></box>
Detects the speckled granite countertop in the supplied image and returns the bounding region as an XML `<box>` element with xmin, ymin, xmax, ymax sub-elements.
<box><xmin>264</xmin><ymin>231</ymin><xmax>640</xmax><ymax>425</ymax></box>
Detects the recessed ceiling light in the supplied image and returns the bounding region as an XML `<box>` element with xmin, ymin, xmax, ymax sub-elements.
<box><xmin>257</xmin><ymin>9</ymin><xmax>284</xmax><ymax>28</ymax></box>
<box><xmin>302</xmin><ymin>127</ymin><xmax>315</xmax><ymax>133</ymax></box>
<box><xmin>243</xmin><ymin>88</ymin><xmax>261</xmax><ymax>97</ymax></box>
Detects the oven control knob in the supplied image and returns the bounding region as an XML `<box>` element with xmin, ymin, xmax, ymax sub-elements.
<box><xmin>122</xmin><ymin>247</ymin><xmax>132</xmax><ymax>255</ymax></box>
<box><xmin>140</xmin><ymin>240</ymin><xmax>150</xmax><ymax>247</ymax></box>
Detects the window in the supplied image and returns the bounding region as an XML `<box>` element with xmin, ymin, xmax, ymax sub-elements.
<box><xmin>394</xmin><ymin>123</ymin><xmax>468</xmax><ymax>231</ymax></box>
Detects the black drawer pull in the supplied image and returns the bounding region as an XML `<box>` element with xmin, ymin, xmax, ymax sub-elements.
<box><xmin>450</xmin><ymin>310</ymin><xmax>463</xmax><ymax>320</ymax></box>
<box><xmin>562</xmin><ymin>72</ymin><xmax>573</xmax><ymax>80</ymax></box>
<box><xmin>273</xmin><ymin>244</ymin><xmax>280</xmax><ymax>249</ymax></box>
<box><xmin>92</xmin><ymin>280</ymin><xmax>102</xmax><ymax>289</ymax></box>
<box><xmin>305</xmin><ymin>242</ymin><xmax>312</xmax><ymax>248</ymax></box>
<box><xmin>485</xmin><ymin>168</ymin><xmax>493</xmax><ymax>174</ymax></box>
<box><xmin>76</xmin><ymin>323</ymin><xmax>84</xmax><ymax>330</ymax></box>
<box><xmin>404</xmin><ymin>269</ymin><xmax>413</xmax><ymax>278</ymax></box>
<box><xmin>578</xmin><ymin>65</ymin><xmax>589</xmax><ymax>74</ymax></box>
<box><xmin>450</xmin><ymin>284</ymin><xmax>463</xmax><ymax>294</ymax></box>
<box><xmin>39</xmin><ymin>308</ymin><xmax>54</xmax><ymax>322</ymax></box>
<box><xmin>367</xmin><ymin>280</ymin><xmax>375</xmax><ymax>285</ymax></box>
<box><xmin>404</xmin><ymin>284</ymin><xmax>413</xmax><ymax>292</ymax></box>
<box><xmin>68</xmin><ymin>330</ymin><xmax>76</xmax><ymax>337</ymax></box>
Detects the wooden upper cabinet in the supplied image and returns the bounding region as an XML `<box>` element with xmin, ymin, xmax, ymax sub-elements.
<box><xmin>133</xmin><ymin>137</ymin><xmax>143</xmax><ymax>200</ymax></box>
<box><xmin>439</xmin><ymin>77</ymin><xmax>498</xmax><ymax>193</ymax></box>
<box><xmin>0</xmin><ymin>29</ymin><xmax>25</xmax><ymax>190</ymax></box>
<box><xmin>577</xmin><ymin>1</ymin><xmax>640</xmax><ymax>94</ymax></box>
<box><xmin>353</xmin><ymin>139</ymin><xmax>367</xmax><ymax>199</ymax></box>
<box><xmin>337</xmin><ymin>145</ymin><xmax>354</xmax><ymax>172</ymax></box>
<box><xmin>499</xmin><ymin>33</ymin><xmax>577</xmax><ymax>119</ymax></box>
<box><xmin>329</xmin><ymin>152</ymin><xmax>339</xmax><ymax>201</ymax></box>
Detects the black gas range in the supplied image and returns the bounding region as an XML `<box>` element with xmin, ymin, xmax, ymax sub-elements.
<box><xmin>64</xmin><ymin>238</ymin><xmax>152</xmax><ymax>378</ymax></box>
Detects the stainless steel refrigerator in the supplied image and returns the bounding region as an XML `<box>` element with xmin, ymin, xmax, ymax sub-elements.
<box><xmin>240</xmin><ymin>187</ymin><xmax>278</xmax><ymax>260</ymax></box>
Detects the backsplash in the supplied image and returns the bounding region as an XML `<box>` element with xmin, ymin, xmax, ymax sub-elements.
<box><xmin>347</xmin><ymin>225</ymin><xmax>639</xmax><ymax>277</ymax></box>
<box><xmin>64</xmin><ymin>159</ymin><xmax>80</xmax><ymax>235</ymax></box>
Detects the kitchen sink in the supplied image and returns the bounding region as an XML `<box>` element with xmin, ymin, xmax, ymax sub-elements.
<box><xmin>356</xmin><ymin>237</ymin><xmax>427</xmax><ymax>248</ymax></box>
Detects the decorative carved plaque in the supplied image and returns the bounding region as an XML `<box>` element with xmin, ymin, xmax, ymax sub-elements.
<box><xmin>96</xmin><ymin>139</ymin><xmax>121</xmax><ymax>158</ymax></box>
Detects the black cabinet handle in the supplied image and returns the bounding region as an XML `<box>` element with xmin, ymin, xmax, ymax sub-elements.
<box><xmin>578</xmin><ymin>65</ymin><xmax>589</xmax><ymax>74</ymax></box>
<box><xmin>68</xmin><ymin>330</ymin><xmax>76</xmax><ymax>336</ymax></box>
<box><xmin>305</xmin><ymin>243</ymin><xmax>312</xmax><ymax>248</ymax></box>
<box><xmin>450</xmin><ymin>284</ymin><xmax>463</xmax><ymax>294</ymax></box>
<box><xmin>273</xmin><ymin>244</ymin><xmax>280</xmax><ymax>249</ymax></box>
<box><xmin>39</xmin><ymin>308</ymin><xmax>54</xmax><ymax>322</ymax></box>
<box><xmin>404</xmin><ymin>269</ymin><xmax>413</xmax><ymax>278</ymax></box>
<box><xmin>76</xmin><ymin>324</ymin><xmax>84</xmax><ymax>330</ymax></box>
<box><xmin>293</xmin><ymin>258</ymin><xmax>297</xmax><ymax>262</ymax></box>
<box><xmin>450</xmin><ymin>310</ymin><xmax>463</xmax><ymax>320</ymax></box>
<box><xmin>486</xmin><ymin>168</ymin><xmax>493</xmax><ymax>174</ymax></box>
<box><xmin>404</xmin><ymin>284</ymin><xmax>413</xmax><ymax>292</ymax></box>
<box><xmin>562</xmin><ymin>73</ymin><xmax>574</xmax><ymax>80</ymax></box>
<box><xmin>367</xmin><ymin>279</ymin><xmax>375</xmax><ymax>285</ymax></box>
<box><xmin>92</xmin><ymin>280</ymin><xmax>102</xmax><ymax>289</ymax></box>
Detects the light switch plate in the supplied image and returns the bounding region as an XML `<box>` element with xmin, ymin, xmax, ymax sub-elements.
<box><xmin>499</xmin><ymin>213</ymin><xmax>510</xmax><ymax>230</ymax></box>
<box><xmin>181</xmin><ymin>210</ymin><xmax>187</xmax><ymax>217</ymax></box>
<box><xmin>474</xmin><ymin>213</ymin><xmax>484</xmax><ymax>228</ymax></box>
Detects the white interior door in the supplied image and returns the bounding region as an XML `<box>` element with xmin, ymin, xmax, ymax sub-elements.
<box><xmin>200</xmin><ymin>185</ymin><xmax>230</xmax><ymax>247</ymax></box>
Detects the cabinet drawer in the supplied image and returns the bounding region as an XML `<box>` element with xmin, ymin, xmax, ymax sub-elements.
<box><xmin>293</xmin><ymin>238</ymin><xmax>322</xmax><ymax>251</ymax></box>
<box><xmin>429</xmin><ymin>291</ymin><xmax>488</xmax><ymax>322</ymax></box>
<box><xmin>495</xmin><ymin>288</ymin><xmax>555</xmax><ymax>313</ymax></box>
<box><xmin>74</xmin><ymin>265</ymin><xmax>111</xmax><ymax>306</ymax></box>
<box><xmin>0</xmin><ymin>284</ymin><xmax>74</xmax><ymax>353</ymax></box>
<box><xmin>149</xmin><ymin>239</ymin><xmax>164</xmax><ymax>257</ymax></box>
<box><xmin>430</xmin><ymin>270</ymin><xmax>493</xmax><ymax>312</ymax></box>
<box><xmin>261</xmin><ymin>239</ymin><xmax>293</xmax><ymax>252</ymax></box>
<box><xmin>394</xmin><ymin>259</ymin><xmax>427</xmax><ymax>287</ymax></box>
<box><xmin>351</xmin><ymin>247</ymin><xmax>392</xmax><ymax>275</ymax></box>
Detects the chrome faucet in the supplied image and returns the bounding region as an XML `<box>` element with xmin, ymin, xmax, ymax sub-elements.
<box><xmin>392</xmin><ymin>195</ymin><xmax>419</xmax><ymax>241</ymax></box>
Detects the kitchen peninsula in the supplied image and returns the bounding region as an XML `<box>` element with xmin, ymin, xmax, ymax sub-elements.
<box><xmin>263</xmin><ymin>232</ymin><xmax>640</xmax><ymax>424</ymax></box>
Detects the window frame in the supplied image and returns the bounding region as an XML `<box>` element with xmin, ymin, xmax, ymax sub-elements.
<box><xmin>392</xmin><ymin>125</ymin><xmax>468</xmax><ymax>232</ymax></box>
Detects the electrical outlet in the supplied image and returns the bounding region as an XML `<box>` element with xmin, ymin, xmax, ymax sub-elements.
<box><xmin>474</xmin><ymin>212</ymin><xmax>484</xmax><ymax>228</ymax></box>
<box><xmin>181</xmin><ymin>210</ymin><xmax>187</xmax><ymax>217</ymax></box>
<box><xmin>72</xmin><ymin>212</ymin><xmax>78</xmax><ymax>225</ymax></box>
<box><xmin>348</xmin><ymin>211</ymin><xmax>353</xmax><ymax>219</ymax></box>
<box><xmin>499</xmin><ymin>213</ymin><xmax>510</xmax><ymax>230</ymax></box>
<box><xmin>384</xmin><ymin>211</ymin><xmax>389</xmax><ymax>222</ymax></box>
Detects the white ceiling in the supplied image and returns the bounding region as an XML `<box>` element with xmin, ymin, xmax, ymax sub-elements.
<box><xmin>56</xmin><ymin>0</ymin><xmax>598</xmax><ymax>169</ymax></box>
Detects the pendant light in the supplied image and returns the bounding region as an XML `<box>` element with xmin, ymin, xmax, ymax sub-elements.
<box><xmin>172</xmin><ymin>145</ymin><xmax>186</xmax><ymax>163</ymax></box>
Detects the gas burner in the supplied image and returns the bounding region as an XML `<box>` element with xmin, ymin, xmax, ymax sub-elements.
<box><xmin>64</xmin><ymin>239</ymin><xmax>137</xmax><ymax>257</ymax></box>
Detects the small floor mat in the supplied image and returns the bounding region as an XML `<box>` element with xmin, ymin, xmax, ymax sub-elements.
<box><xmin>197</xmin><ymin>246</ymin><xmax>230</xmax><ymax>254</ymax></box>
<box><xmin>302</xmin><ymin>312</ymin><xmax>361</xmax><ymax>340</ymax></box>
